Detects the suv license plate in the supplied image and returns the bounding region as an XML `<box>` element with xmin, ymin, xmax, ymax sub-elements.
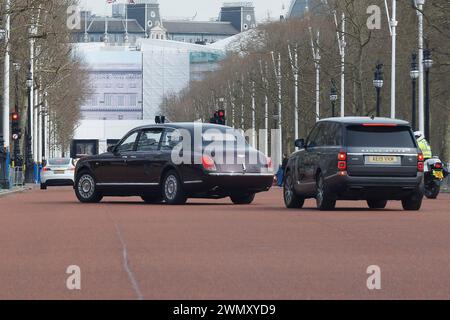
<box><xmin>54</xmin><ymin>170</ymin><xmax>65</xmax><ymax>174</ymax></box>
<box><xmin>366</xmin><ymin>156</ymin><xmax>400</xmax><ymax>165</ymax></box>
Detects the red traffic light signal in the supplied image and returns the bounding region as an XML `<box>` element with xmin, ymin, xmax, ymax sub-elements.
<box><xmin>11</xmin><ymin>112</ymin><xmax>19</xmax><ymax>121</ymax></box>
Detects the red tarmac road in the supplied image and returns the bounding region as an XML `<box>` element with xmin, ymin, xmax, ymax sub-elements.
<box><xmin>0</xmin><ymin>187</ymin><xmax>450</xmax><ymax>300</ymax></box>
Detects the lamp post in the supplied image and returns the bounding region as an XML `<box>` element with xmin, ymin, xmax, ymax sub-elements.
<box><xmin>0</xmin><ymin>27</ymin><xmax>8</xmax><ymax>188</ymax></box>
<box><xmin>373</xmin><ymin>63</ymin><xmax>384</xmax><ymax>117</ymax></box>
<box><xmin>415</xmin><ymin>0</ymin><xmax>426</xmax><ymax>135</ymax></box>
<box><xmin>12</xmin><ymin>63</ymin><xmax>22</xmax><ymax>165</ymax></box>
<box><xmin>25</xmin><ymin>71</ymin><xmax>34</xmax><ymax>183</ymax></box>
<box><xmin>2</xmin><ymin>0</ymin><xmax>12</xmax><ymax>189</ymax></box>
<box><xmin>410</xmin><ymin>53</ymin><xmax>419</xmax><ymax>131</ymax></box>
<box><xmin>330</xmin><ymin>80</ymin><xmax>338</xmax><ymax>117</ymax></box>
<box><xmin>423</xmin><ymin>47</ymin><xmax>433</xmax><ymax>140</ymax></box>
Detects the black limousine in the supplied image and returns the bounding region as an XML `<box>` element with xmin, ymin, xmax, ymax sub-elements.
<box><xmin>74</xmin><ymin>123</ymin><xmax>273</xmax><ymax>205</ymax></box>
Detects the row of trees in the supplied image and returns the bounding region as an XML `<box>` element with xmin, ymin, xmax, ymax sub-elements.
<box><xmin>161</xmin><ymin>0</ymin><xmax>450</xmax><ymax>161</ymax></box>
<box><xmin>0</xmin><ymin>0</ymin><xmax>89</xmax><ymax>157</ymax></box>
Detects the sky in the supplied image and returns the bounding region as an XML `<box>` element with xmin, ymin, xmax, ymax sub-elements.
<box><xmin>83</xmin><ymin>0</ymin><xmax>289</xmax><ymax>22</ymax></box>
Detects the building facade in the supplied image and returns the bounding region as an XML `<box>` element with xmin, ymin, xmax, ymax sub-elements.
<box><xmin>287</xmin><ymin>0</ymin><xmax>327</xmax><ymax>18</ymax></box>
<box><xmin>72</xmin><ymin>1</ymin><xmax>256</xmax><ymax>45</ymax></box>
<box><xmin>74</xmin><ymin>44</ymin><xmax>143</xmax><ymax>121</ymax></box>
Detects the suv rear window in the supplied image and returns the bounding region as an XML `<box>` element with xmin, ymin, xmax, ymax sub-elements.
<box><xmin>346</xmin><ymin>126</ymin><xmax>415</xmax><ymax>148</ymax></box>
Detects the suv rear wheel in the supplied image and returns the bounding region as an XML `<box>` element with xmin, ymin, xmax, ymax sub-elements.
<box><xmin>402</xmin><ymin>191</ymin><xmax>423</xmax><ymax>211</ymax></box>
<box><xmin>75</xmin><ymin>172</ymin><xmax>103</xmax><ymax>203</ymax></box>
<box><xmin>367</xmin><ymin>200</ymin><xmax>388</xmax><ymax>209</ymax></box>
<box><xmin>316</xmin><ymin>173</ymin><xmax>336</xmax><ymax>211</ymax></box>
<box><xmin>230</xmin><ymin>193</ymin><xmax>255</xmax><ymax>205</ymax></box>
<box><xmin>283</xmin><ymin>171</ymin><xmax>305</xmax><ymax>208</ymax></box>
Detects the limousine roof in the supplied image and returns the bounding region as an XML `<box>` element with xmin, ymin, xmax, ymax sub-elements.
<box><xmin>133</xmin><ymin>122</ymin><xmax>234</xmax><ymax>131</ymax></box>
<box><xmin>319</xmin><ymin>117</ymin><xmax>410</xmax><ymax>126</ymax></box>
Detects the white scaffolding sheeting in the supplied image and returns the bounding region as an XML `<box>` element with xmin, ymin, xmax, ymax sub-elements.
<box><xmin>142</xmin><ymin>48</ymin><xmax>190</xmax><ymax>120</ymax></box>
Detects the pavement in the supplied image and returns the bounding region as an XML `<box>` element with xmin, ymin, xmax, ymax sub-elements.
<box><xmin>0</xmin><ymin>186</ymin><xmax>450</xmax><ymax>300</ymax></box>
<box><xmin>0</xmin><ymin>185</ymin><xmax>31</xmax><ymax>197</ymax></box>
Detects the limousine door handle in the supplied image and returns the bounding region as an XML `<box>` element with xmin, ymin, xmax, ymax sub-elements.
<box><xmin>129</xmin><ymin>155</ymin><xmax>137</xmax><ymax>159</ymax></box>
<box><xmin>121</xmin><ymin>156</ymin><xmax>128</xmax><ymax>159</ymax></box>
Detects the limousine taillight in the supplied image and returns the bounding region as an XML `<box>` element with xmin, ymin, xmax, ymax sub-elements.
<box><xmin>202</xmin><ymin>155</ymin><xmax>217</xmax><ymax>172</ymax></box>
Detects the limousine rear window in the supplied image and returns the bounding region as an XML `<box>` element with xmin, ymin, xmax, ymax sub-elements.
<box><xmin>346</xmin><ymin>125</ymin><xmax>415</xmax><ymax>148</ymax></box>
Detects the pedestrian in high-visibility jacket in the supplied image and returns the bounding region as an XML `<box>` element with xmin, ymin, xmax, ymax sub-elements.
<box><xmin>414</xmin><ymin>131</ymin><xmax>432</xmax><ymax>159</ymax></box>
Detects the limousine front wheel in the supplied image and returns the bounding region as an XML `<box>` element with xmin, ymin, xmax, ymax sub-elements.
<box><xmin>75</xmin><ymin>172</ymin><xmax>103</xmax><ymax>203</ymax></box>
<box><xmin>162</xmin><ymin>170</ymin><xmax>187</xmax><ymax>205</ymax></box>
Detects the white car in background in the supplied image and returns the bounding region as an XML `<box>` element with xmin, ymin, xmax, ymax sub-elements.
<box><xmin>40</xmin><ymin>158</ymin><xmax>76</xmax><ymax>190</ymax></box>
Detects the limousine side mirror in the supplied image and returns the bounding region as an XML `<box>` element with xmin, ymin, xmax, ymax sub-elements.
<box><xmin>107</xmin><ymin>145</ymin><xmax>116</xmax><ymax>153</ymax></box>
<box><xmin>295</xmin><ymin>139</ymin><xmax>305</xmax><ymax>149</ymax></box>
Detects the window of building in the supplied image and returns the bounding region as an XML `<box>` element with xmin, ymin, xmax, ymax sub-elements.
<box><xmin>104</xmin><ymin>94</ymin><xmax>113</xmax><ymax>106</ymax></box>
<box><xmin>117</xmin><ymin>95</ymin><xmax>124</xmax><ymax>106</ymax></box>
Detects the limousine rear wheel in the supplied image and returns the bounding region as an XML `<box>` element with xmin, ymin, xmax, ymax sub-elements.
<box><xmin>283</xmin><ymin>171</ymin><xmax>305</xmax><ymax>209</ymax></box>
<box><xmin>230</xmin><ymin>193</ymin><xmax>255</xmax><ymax>205</ymax></box>
<box><xmin>75</xmin><ymin>172</ymin><xmax>103</xmax><ymax>203</ymax></box>
<box><xmin>141</xmin><ymin>194</ymin><xmax>163</xmax><ymax>204</ymax></box>
<box><xmin>162</xmin><ymin>170</ymin><xmax>186</xmax><ymax>205</ymax></box>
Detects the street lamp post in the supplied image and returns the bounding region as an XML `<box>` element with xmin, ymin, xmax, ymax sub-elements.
<box><xmin>330</xmin><ymin>80</ymin><xmax>338</xmax><ymax>117</ymax></box>
<box><xmin>423</xmin><ymin>47</ymin><xmax>433</xmax><ymax>140</ymax></box>
<box><xmin>13</xmin><ymin>63</ymin><xmax>21</xmax><ymax>166</ymax></box>
<box><xmin>25</xmin><ymin>71</ymin><xmax>34</xmax><ymax>183</ymax></box>
<box><xmin>0</xmin><ymin>27</ymin><xmax>8</xmax><ymax>188</ymax></box>
<box><xmin>410</xmin><ymin>53</ymin><xmax>419</xmax><ymax>131</ymax></box>
<box><xmin>373</xmin><ymin>63</ymin><xmax>384</xmax><ymax>117</ymax></box>
<box><xmin>415</xmin><ymin>0</ymin><xmax>426</xmax><ymax>134</ymax></box>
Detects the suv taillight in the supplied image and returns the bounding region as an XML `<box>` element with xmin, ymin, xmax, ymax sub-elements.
<box><xmin>417</xmin><ymin>153</ymin><xmax>424</xmax><ymax>172</ymax></box>
<box><xmin>338</xmin><ymin>151</ymin><xmax>347</xmax><ymax>171</ymax></box>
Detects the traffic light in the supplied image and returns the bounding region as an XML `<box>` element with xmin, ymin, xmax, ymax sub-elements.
<box><xmin>155</xmin><ymin>115</ymin><xmax>166</xmax><ymax>124</ymax></box>
<box><xmin>11</xmin><ymin>112</ymin><xmax>21</xmax><ymax>141</ymax></box>
<box><xmin>210</xmin><ymin>110</ymin><xmax>226</xmax><ymax>125</ymax></box>
<box><xmin>217</xmin><ymin>109</ymin><xmax>226</xmax><ymax>125</ymax></box>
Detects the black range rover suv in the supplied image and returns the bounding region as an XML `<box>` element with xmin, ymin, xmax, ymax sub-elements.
<box><xmin>283</xmin><ymin>117</ymin><xmax>424</xmax><ymax>211</ymax></box>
